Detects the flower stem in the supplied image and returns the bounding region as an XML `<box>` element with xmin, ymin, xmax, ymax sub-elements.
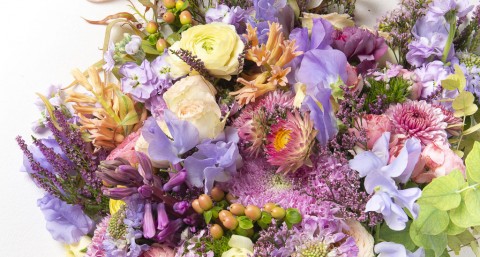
<box><xmin>442</xmin><ymin>13</ymin><xmax>457</xmax><ymax>63</ymax></box>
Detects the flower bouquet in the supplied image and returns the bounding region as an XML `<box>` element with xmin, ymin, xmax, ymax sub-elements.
<box><xmin>16</xmin><ymin>0</ymin><xmax>480</xmax><ymax>256</ymax></box>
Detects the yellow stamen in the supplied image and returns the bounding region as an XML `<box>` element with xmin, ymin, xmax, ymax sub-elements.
<box><xmin>274</xmin><ymin>128</ymin><xmax>292</xmax><ymax>151</ymax></box>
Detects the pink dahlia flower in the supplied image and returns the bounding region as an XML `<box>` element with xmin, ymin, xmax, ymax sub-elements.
<box><xmin>266</xmin><ymin>111</ymin><xmax>317</xmax><ymax>174</ymax></box>
<box><xmin>386</xmin><ymin>101</ymin><xmax>447</xmax><ymax>145</ymax></box>
<box><xmin>233</xmin><ymin>90</ymin><xmax>294</xmax><ymax>157</ymax></box>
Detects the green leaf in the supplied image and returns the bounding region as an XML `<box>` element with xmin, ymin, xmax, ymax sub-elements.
<box><xmin>142</xmin><ymin>40</ymin><xmax>161</xmax><ymax>55</ymax></box>
<box><xmin>447</xmin><ymin>230</ymin><xmax>476</xmax><ymax>255</ymax></box>
<box><xmin>418</xmin><ymin>170</ymin><xmax>464</xmax><ymax>210</ymax></box>
<box><xmin>414</xmin><ymin>205</ymin><xmax>449</xmax><ymax>235</ymax></box>
<box><xmin>441</xmin><ymin>64</ymin><xmax>467</xmax><ymax>91</ymax></box>
<box><xmin>380</xmin><ymin>221</ymin><xmax>416</xmax><ymax>251</ymax></box>
<box><xmin>445</xmin><ymin>220</ymin><xmax>466</xmax><ymax>235</ymax></box>
<box><xmin>237</xmin><ymin>216</ymin><xmax>254</xmax><ymax>230</ymax></box>
<box><xmin>285</xmin><ymin>208</ymin><xmax>302</xmax><ymax>228</ymax></box>
<box><xmin>203</xmin><ymin>210</ymin><xmax>212</xmax><ymax>224</ymax></box>
<box><xmin>452</xmin><ymin>91</ymin><xmax>478</xmax><ymax>117</ymax></box>
<box><xmin>463</xmin><ymin>123</ymin><xmax>480</xmax><ymax>136</ymax></box>
<box><xmin>120</xmin><ymin>110</ymin><xmax>139</xmax><ymax>126</ymax></box>
<box><xmin>465</xmin><ymin>189</ymin><xmax>480</xmax><ymax>217</ymax></box>
<box><xmin>257</xmin><ymin>211</ymin><xmax>272</xmax><ymax>229</ymax></box>
<box><xmin>410</xmin><ymin>222</ymin><xmax>448</xmax><ymax>257</ymax></box>
<box><xmin>449</xmin><ymin>200</ymin><xmax>480</xmax><ymax>228</ymax></box>
<box><xmin>466</xmin><ymin>141</ymin><xmax>480</xmax><ymax>184</ymax></box>
<box><xmin>211</xmin><ymin>206</ymin><xmax>222</xmax><ymax>219</ymax></box>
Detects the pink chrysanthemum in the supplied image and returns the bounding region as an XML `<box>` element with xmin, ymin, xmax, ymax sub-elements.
<box><xmin>86</xmin><ymin>216</ymin><xmax>110</xmax><ymax>257</ymax></box>
<box><xmin>386</xmin><ymin>100</ymin><xmax>447</xmax><ymax>145</ymax></box>
<box><xmin>434</xmin><ymin>104</ymin><xmax>463</xmax><ymax>137</ymax></box>
<box><xmin>266</xmin><ymin>111</ymin><xmax>317</xmax><ymax>174</ymax></box>
<box><xmin>233</xmin><ymin>90</ymin><xmax>294</xmax><ymax>157</ymax></box>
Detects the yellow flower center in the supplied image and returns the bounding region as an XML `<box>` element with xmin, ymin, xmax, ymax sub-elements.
<box><xmin>274</xmin><ymin>128</ymin><xmax>291</xmax><ymax>151</ymax></box>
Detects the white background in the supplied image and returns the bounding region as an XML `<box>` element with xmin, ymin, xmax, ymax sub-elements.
<box><xmin>0</xmin><ymin>0</ymin><xmax>475</xmax><ymax>256</ymax></box>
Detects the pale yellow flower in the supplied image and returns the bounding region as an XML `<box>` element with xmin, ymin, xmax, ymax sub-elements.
<box><xmin>167</xmin><ymin>23</ymin><xmax>245</xmax><ymax>80</ymax></box>
<box><xmin>345</xmin><ymin>220</ymin><xmax>375</xmax><ymax>257</ymax></box>
<box><xmin>301</xmin><ymin>12</ymin><xmax>355</xmax><ymax>32</ymax></box>
<box><xmin>65</xmin><ymin>236</ymin><xmax>91</xmax><ymax>257</ymax></box>
<box><xmin>109</xmin><ymin>199</ymin><xmax>126</xmax><ymax>215</ymax></box>
<box><xmin>221</xmin><ymin>235</ymin><xmax>254</xmax><ymax>257</ymax></box>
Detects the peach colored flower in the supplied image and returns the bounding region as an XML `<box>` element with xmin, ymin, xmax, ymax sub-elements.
<box><xmin>411</xmin><ymin>141</ymin><xmax>465</xmax><ymax>183</ymax></box>
<box><xmin>141</xmin><ymin>244</ymin><xmax>175</xmax><ymax>257</ymax></box>
<box><xmin>356</xmin><ymin>114</ymin><xmax>392</xmax><ymax>149</ymax></box>
<box><xmin>106</xmin><ymin>130</ymin><xmax>141</xmax><ymax>165</ymax></box>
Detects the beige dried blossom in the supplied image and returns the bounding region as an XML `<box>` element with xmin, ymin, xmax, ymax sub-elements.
<box><xmin>66</xmin><ymin>67</ymin><xmax>147</xmax><ymax>150</ymax></box>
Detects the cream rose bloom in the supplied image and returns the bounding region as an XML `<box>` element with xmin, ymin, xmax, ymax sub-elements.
<box><xmin>66</xmin><ymin>236</ymin><xmax>92</xmax><ymax>257</ymax></box>
<box><xmin>221</xmin><ymin>235</ymin><xmax>254</xmax><ymax>257</ymax></box>
<box><xmin>163</xmin><ymin>75</ymin><xmax>225</xmax><ymax>140</ymax></box>
<box><xmin>167</xmin><ymin>23</ymin><xmax>244</xmax><ymax>80</ymax></box>
<box><xmin>345</xmin><ymin>220</ymin><xmax>375</xmax><ymax>257</ymax></box>
<box><xmin>301</xmin><ymin>12</ymin><xmax>355</xmax><ymax>32</ymax></box>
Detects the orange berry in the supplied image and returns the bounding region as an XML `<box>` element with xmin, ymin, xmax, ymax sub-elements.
<box><xmin>163</xmin><ymin>11</ymin><xmax>175</xmax><ymax>24</ymax></box>
<box><xmin>271</xmin><ymin>207</ymin><xmax>286</xmax><ymax>219</ymax></box>
<box><xmin>210</xmin><ymin>224</ymin><xmax>223</xmax><ymax>239</ymax></box>
<box><xmin>219</xmin><ymin>210</ymin><xmax>233</xmax><ymax>222</ymax></box>
<box><xmin>244</xmin><ymin>205</ymin><xmax>261</xmax><ymax>221</ymax></box>
<box><xmin>264</xmin><ymin>202</ymin><xmax>277</xmax><ymax>213</ymax></box>
<box><xmin>230</xmin><ymin>203</ymin><xmax>245</xmax><ymax>216</ymax></box>
<box><xmin>156</xmin><ymin>39</ymin><xmax>168</xmax><ymax>52</ymax></box>
<box><xmin>145</xmin><ymin>21</ymin><xmax>158</xmax><ymax>34</ymax></box>
<box><xmin>179</xmin><ymin>11</ymin><xmax>192</xmax><ymax>25</ymax></box>
<box><xmin>192</xmin><ymin>199</ymin><xmax>203</xmax><ymax>214</ymax></box>
<box><xmin>222</xmin><ymin>216</ymin><xmax>238</xmax><ymax>230</ymax></box>
<box><xmin>211</xmin><ymin>187</ymin><xmax>225</xmax><ymax>202</ymax></box>
<box><xmin>198</xmin><ymin>194</ymin><xmax>213</xmax><ymax>210</ymax></box>
<box><xmin>163</xmin><ymin>0</ymin><xmax>176</xmax><ymax>9</ymax></box>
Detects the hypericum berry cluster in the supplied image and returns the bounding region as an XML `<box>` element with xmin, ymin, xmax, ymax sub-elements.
<box><xmin>162</xmin><ymin>0</ymin><xmax>193</xmax><ymax>26</ymax></box>
<box><xmin>191</xmin><ymin>186</ymin><xmax>301</xmax><ymax>240</ymax></box>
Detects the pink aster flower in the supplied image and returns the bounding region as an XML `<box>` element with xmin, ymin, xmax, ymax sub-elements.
<box><xmin>386</xmin><ymin>100</ymin><xmax>447</xmax><ymax>145</ymax></box>
<box><xmin>266</xmin><ymin>111</ymin><xmax>317</xmax><ymax>174</ymax></box>
<box><xmin>233</xmin><ymin>90</ymin><xmax>294</xmax><ymax>157</ymax></box>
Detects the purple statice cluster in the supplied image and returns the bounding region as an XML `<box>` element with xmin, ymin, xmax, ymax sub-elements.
<box><xmin>297</xmin><ymin>153</ymin><xmax>380</xmax><ymax>226</ymax></box>
<box><xmin>378</xmin><ymin>0</ymin><xmax>429</xmax><ymax>65</ymax></box>
<box><xmin>17</xmin><ymin>109</ymin><xmax>108</xmax><ymax>216</ymax></box>
<box><xmin>120</xmin><ymin>53</ymin><xmax>173</xmax><ymax>104</ymax></box>
<box><xmin>253</xmin><ymin>224</ymin><xmax>292</xmax><ymax>256</ymax></box>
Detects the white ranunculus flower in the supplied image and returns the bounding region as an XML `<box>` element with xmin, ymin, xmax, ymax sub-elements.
<box><xmin>163</xmin><ymin>75</ymin><xmax>225</xmax><ymax>141</ymax></box>
<box><xmin>345</xmin><ymin>220</ymin><xmax>375</xmax><ymax>257</ymax></box>
<box><xmin>221</xmin><ymin>235</ymin><xmax>254</xmax><ymax>257</ymax></box>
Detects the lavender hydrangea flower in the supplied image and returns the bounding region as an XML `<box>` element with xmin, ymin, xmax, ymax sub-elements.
<box><xmin>120</xmin><ymin>60</ymin><xmax>158</xmax><ymax>102</ymax></box>
<box><xmin>142</xmin><ymin>110</ymin><xmax>199</xmax><ymax>165</ymax></box>
<box><xmin>205</xmin><ymin>4</ymin><xmax>248</xmax><ymax>31</ymax></box>
<box><xmin>425</xmin><ymin>0</ymin><xmax>473</xmax><ymax>22</ymax></box>
<box><xmin>184</xmin><ymin>127</ymin><xmax>242</xmax><ymax>193</ymax></box>
<box><xmin>125</xmin><ymin>35</ymin><xmax>142</xmax><ymax>55</ymax></box>
<box><xmin>37</xmin><ymin>194</ymin><xmax>94</xmax><ymax>244</ymax></box>
<box><xmin>375</xmin><ymin>242</ymin><xmax>425</xmax><ymax>257</ymax></box>
<box><xmin>406</xmin><ymin>16</ymin><xmax>453</xmax><ymax>67</ymax></box>
<box><xmin>412</xmin><ymin>61</ymin><xmax>451</xmax><ymax>99</ymax></box>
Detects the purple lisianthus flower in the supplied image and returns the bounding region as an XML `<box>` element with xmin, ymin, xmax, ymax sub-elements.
<box><xmin>142</xmin><ymin>110</ymin><xmax>199</xmax><ymax>165</ymax></box>
<box><xmin>120</xmin><ymin>60</ymin><xmax>158</xmax><ymax>102</ymax></box>
<box><xmin>184</xmin><ymin>127</ymin><xmax>242</xmax><ymax>193</ymax></box>
<box><xmin>125</xmin><ymin>35</ymin><xmax>142</xmax><ymax>55</ymax></box>
<box><xmin>406</xmin><ymin>16</ymin><xmax>454</xmax><ymax>67</ymax></box>
<box><xmin>425</xmin><ymin>0</ymin><xmax>473</xmax><ymax>22</ymax></box>
<box><xmin>37</xmin><ymin>194</ymin><xmax>94</xmax><ymax>244</ymax></box>
<box><xmin>332</xmin><ymin>27</ymin><xmax>388</xmax><ymax>74</ymax></box>
<box><xmin>301</xmin><ymin>86</ymin><xmax>337</xmax><ymax>145</ymax></box>
<box><xmin>412</xmin><ymin>60</ymin><xmax>451</xmax><ymax>99</ymax></box>
<box><xmin>103</xmin><ymin>41</ymin><xmax>115</xmax><ymax>72</ymax></box>
<box><xmin>205</xmin><ymin>4</ymin><xmax>249</xmax><ymax>31</ymax></box>
<box><xmin>296</xmin><ymin>49</ymin><xmax>348</xmax><ymax>88</ymax></box>
<box><xmin>375</xmin><ymin>242</ymin><xmax>425</xmax><ymax>257</ymax></box>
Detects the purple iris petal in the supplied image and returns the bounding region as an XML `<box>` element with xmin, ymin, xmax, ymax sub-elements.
<box><xmin>301</xmin><ymin>87</ymin><xmax>338</xmax><ymax>145</ymax></box>
<box><xmin>37</xmin><ymin>194</ymin><xmax>94</xmax><ymax>244</ymax></box>
<box><xmin>296</xmin><ymin>49</ymin><xmax>348</xmax><ymax>87</ymax></box>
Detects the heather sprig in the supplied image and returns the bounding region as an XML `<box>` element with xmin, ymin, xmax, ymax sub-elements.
<box><xmin>17</xmin><ymin>109</ymin><xmax>109</xmax><ymax>217</ymax></box>
<box><xmin>170</xmin><ymin>48</ymin><xmax>211</xmax><ymax>79</ymax></box>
